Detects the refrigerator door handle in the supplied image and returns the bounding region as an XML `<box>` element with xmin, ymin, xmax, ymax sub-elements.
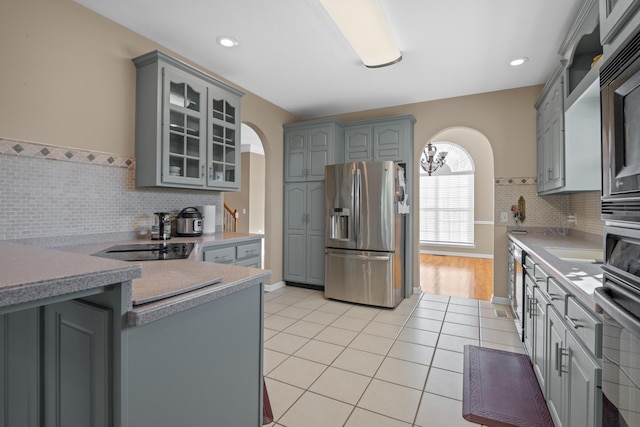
<box><xmin>354</xmin><ymin>167</ymin><xmax>361</xmax><ymax>244</ymax></box>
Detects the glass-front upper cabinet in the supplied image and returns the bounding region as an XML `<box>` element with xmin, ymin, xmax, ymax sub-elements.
<box><xmin>207</xmin><ymin>86</ymin><xmax>241</xmax><ymax>189</ymax></box>
<box><xmin>164</xmin><ymin>69</ymin><xmax>206</xmax><ymax>186</ymax></box>
<box><xmin>600</xmin><ymin>0</ymin><xmax>640</xmax><ymax>44</ymax></box>
<box><xmin>133</xmin><ymin>51</ymin><xmax>244</xmax><ymax>191</ymax></box>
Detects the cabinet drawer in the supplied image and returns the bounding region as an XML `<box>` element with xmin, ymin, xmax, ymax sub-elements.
<box><xmin>566</xmin><ymin>296</ymin><xmax>602</xmax><ymax>358</ymax></box>
<box><xmin>533</xmin><ymin>264</ymin><xmax>550</xmax><ymax>284</ymax></box>
<box><xmin>524</xmin><ymin>254</ymin><xmax>536</xmax><ymax>271</ymax></box>
<box><xmin>236</xmin><ymin>242</ymin><xmax>261</xmax><ymax>260</ymax></box>
<box><xmin>203</xmin><ymin>246</ymin><xmax>236</xmax><ymax>264</ymax></box>
<box><xmin>546</xmin><ymin>278</ymin><xmax>569</xmax><ymax>314</ymax></box>
<box><xmin>236</xmin><ymin>257</ymin><xmax>261</xmax><ymax>268</ymax></box>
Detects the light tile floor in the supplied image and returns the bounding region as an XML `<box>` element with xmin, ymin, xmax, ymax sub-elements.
<box><xmin>263</xmin><ymin>286</ymin><xmax>525</xmax><ymax>427</ymax></box>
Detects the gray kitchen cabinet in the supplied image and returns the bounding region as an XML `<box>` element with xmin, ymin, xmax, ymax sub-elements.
<box><xmin>536</xmin><ymin>70</ymin><xmax>565</xmax><ymax>194</ymax></box>
<box><xmin>0</xmin><ymin>301</ymin><xmax>113</xmax><ymax>427</ymax></box>
<box><xmin>523</xmin><ymin>257</ymin><xmax>550</xmax><ymax>397</ymax></box>
<box><xmin>344</xmin><ymin>125</ymin><xmax>372</xmax><ymax>162</ymax></box>
<box><xmin>125</xmin><ymin>284</ymin><xmax>263</xmax><ymax>427</ymax></box>
<box><xmin>536</xmin><ymin>108</ymin><xmax>545</xmax><ymax>193</ymax></box>
<box><xmin>600</xmin><ymin>0</ymin><xmax>640</xmax><ymax>44</ymax></box>
<box><xmin>283</xmin><ymin>120</ymin><xmax>343</xmax><ymax>182</ymax></box>
<box><xmin>532</xmin><ymin>286</ymin><xmax>549</xmax><ymax>396</ymax></box>
<box><xmin>0</xmin><ymin>308</ymin><xmax>41</xmax><ymax>427</ymax></box>
<box><xmin>547</xmin><ymin>306</ymin><xmax>566</xmax><ymax>427</ymax></box>
<box><xmin>133</xmin><ymin>50</ymin><xmax>244</xmax><ymax>191</ymax></box>
<box><xmin>524</xmin><ymin>273</ymin><xmax>536</xmax><ymax>356</ymax></box>
<box><xmin>546</xmin><ymin>306</ymin><xmax>602</xmax><ymax>427</ymax></box>
<box><xmin>344</xmin><ymin>116</ymin><xmax>414</xmax><ymax>162</ymax></box>
<box><xmin>202</xmin><ymin>239</ymin><xmax>262</xmax><ymax>268</ymax></box>
<box><xmin>512</xmin><ymin>237</ymin><xmax>603</xmax><ymax>427</ymax></box>
<box><xmin>560</xmin><ymin>0</ymin><xmax>602</xmax><ymax>106</ymax></box>
<box><xmin>43</xmin><ymin>300</ymin><xmax>112</xmax><ymax>427</ymax></box>
<box><xmin>283</xmin><ymin>182</ymin><xmax>325</xmax><ymax>286</ymax></box>
<box><xmin>535</xmin><ymin>0</ymin><xmax>602</xmax><ymax>195</ymax></box>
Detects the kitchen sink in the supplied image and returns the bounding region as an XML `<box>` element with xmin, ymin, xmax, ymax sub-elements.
<box><xmin>544</xmin><ymin>247</ymin><xmax>603</xmax><ymax>263</ymax></box>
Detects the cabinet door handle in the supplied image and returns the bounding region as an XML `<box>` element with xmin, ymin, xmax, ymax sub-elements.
<box><xmin>528</xmin><ymin>298</ymin><xmax>535</xmax><ymax>318</ymax></box>
<box><xmin>209</xmin><ymin>167</ymin><xmax>213</xmax><ymax>180</ymax></box>
<box><xmin>555</xmin><ymin>343</ymin><xmax>569</xmax><ymax>376</ymax></box>
<box><xmin>564</xmin><ymin>315</ymin><xmax>581</xmax><ymax>329</ymax></box>
<box><xmin>201</xmin><ymin>165</ymin><xmax>205</xmax><ymax>178</ymax></box>
<box><xmin>559</xmin><ymin>347</ymin><xmax>568</xmax><ymax>376</ymax></box>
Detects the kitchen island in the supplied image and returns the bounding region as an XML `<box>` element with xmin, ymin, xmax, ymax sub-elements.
<box><xmin>0</xmin><ymin>233</ymin><xmax>270</xmax><ymax>427</ymax></box>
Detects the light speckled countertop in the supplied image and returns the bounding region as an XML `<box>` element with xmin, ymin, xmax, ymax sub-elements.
<box><xmin>507</xmin><ymin>231</ymin><xmax>604</xmax><ymax>311</ymax></box>
<box><xmin>1</xmin><ymin>233</ymin><xmax>270</xmax><ymax>326</ymax></box>
<box><xmin>0</xmin><ymin>241</ymin><xmax>142</xmax><ymax>309</ymax></box>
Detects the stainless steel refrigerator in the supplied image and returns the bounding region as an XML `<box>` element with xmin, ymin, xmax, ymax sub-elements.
<box><xmin>324</xmin><ymin>161</ymin><xmax>406</xmax><ymax>308</ymax></box>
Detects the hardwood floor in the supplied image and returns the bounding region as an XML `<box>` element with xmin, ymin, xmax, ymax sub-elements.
<box><xmin>419</xmin><ymin>254</ymin><xmax>493</xmax><ymax>301</ymax></box>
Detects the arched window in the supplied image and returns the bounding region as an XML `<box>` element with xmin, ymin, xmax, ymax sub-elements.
<box><xmin>419</xmin><ymin>142</ymin><xmax>475</xmax><ymax>246</ymax></box>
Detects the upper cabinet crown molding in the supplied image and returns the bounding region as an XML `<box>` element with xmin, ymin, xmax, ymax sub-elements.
<box><xmin>133</xmin><ymin>50</ymin><xmax>244</xmax><ymax>98</ymax></box>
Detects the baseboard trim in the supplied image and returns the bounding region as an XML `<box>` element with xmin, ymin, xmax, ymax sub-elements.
<box><xmin>264</xmin><ymin>281</ymin><xmax>285</xmax><ymax>292</ymax></box>
<box><xmin>420</xmin><ymin>250</ymin><xmax>493</xmax><ymax>259</ymax></box>
<box><xmin>491</xmin><ymin>295</ymin><xmax>512</xmax><ymax>306</ymax></box>
<box><xmin>285</xmin><ymin>282</ymin><xmax>324</xmax><ymax>292</ymax></box>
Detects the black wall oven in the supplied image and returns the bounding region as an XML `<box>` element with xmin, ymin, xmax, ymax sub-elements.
<box><xmin>595</xmin><ymin>226</ymin><xmax>640</xmax><ymax>427</ymax></box>
<box><xmin>601</xmin><ymin>26</ymin><xmax>640</xmax><ymax>221</ymax></box>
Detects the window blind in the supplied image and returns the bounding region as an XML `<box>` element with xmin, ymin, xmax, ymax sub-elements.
<box><xmin>420</xmin><ymin>173</ymin><xmax>474</xmax><ymax>245</ymax></box>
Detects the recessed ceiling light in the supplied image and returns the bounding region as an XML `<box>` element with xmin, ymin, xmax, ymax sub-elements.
<box><xmin>216</xmin><ymin>36</ymin><xmax>239</xmax><ymax>48</ymax></box>
<box><xmin>510</xmin><ymin>57</ymin><xmax>529</xmax><ymax>66</ymax></box>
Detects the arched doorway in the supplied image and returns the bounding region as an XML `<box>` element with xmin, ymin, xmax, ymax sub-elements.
<box><xmin>418</xmin><ymin>127</ymin><xmax>495</xmax><ymax>300</ymax></box>
<box><xmin>223</xmin><ymin>123</ymin><xmax>266</xmax><ymax>262</ymax></box>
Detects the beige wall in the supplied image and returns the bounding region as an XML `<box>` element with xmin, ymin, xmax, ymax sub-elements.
<box><xmin>0</xmin><ymin>0</ymin><xmax>296</xmax><ymax>285</ymax></box>
<box><xmin>2</xmin><ymin>0</ymin><xmax>576</xmax><ymax>299</ymax></box>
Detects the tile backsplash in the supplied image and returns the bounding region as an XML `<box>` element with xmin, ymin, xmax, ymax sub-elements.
<box><xmin>0</xmin><ymin>138</ymin><xmax>222</xmax><ymax>243</ymax></box>
<box><xmin>495</xmin><ymin>177</ymin><xmax>604</xmax><ymax>236</ymax></box>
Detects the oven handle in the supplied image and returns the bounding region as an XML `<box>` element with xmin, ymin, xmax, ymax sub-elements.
<box><xmin>594</xmin><ymin>283</ymin><xmax>640</xmax><ymax>337</ymax></box>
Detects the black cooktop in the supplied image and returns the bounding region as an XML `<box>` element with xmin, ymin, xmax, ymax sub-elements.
<box><xmin>93</xmin><ymin>242</ymin><xmax>195</xmax><ymax>262</ymax></box>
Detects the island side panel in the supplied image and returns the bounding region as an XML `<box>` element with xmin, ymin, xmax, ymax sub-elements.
<box><xmin>0</xmin><ymin>308</ymin><xmax>40</xmax><ymax>427</ymax></box>
<box><xmin>125</xmin><ymin>283</ymin><xmax>264</xmax><ymax>427</ymax></box>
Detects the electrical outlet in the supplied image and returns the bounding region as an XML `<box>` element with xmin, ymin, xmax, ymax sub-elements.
<box><xmin>567</xmin><ymin>214</ymin><xmax>577</xmax><ymax>225</ymax></box>
<box><xmin>500</xmin><ymin>212</ymin><xmax>508</xmax><ymax>223</ymax></box>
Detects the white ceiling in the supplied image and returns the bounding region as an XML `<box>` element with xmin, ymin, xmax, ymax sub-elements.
<box><xmin>76</xmin><ymin>0</ymin><xmax>584</xmax><ymax>119</ymax></box>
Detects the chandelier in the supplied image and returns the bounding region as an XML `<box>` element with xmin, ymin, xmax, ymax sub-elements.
<box><xmin>420</xmin><ymin>142</ymin><xmax>448</xmax><ymax>176</ymax></box>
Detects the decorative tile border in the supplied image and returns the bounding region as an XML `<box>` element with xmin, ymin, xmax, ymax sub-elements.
<box><xmin>494</xmin><ymin>177</ymin><xmax>537</xmax><ymax>186</ymax></box>
<box><xmin>0</xmin><ymin>138</ymin><xmax>135</xmax><ymax>169</ymax></box>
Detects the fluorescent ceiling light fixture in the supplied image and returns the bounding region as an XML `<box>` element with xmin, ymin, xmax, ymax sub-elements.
<box><xmin>510</xmin><ymin>57</ymin><xmax>529</xmax><ymax>66</ymax></box>
<box><xmin>320</xmin><ymin>0</ymin><xmax>402</xmax><ymax>68</ymax></box>
<box><xmin>216</xmin><ymin>36</ymin><xmax>239</xmax><ymax>48</ymax></box>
